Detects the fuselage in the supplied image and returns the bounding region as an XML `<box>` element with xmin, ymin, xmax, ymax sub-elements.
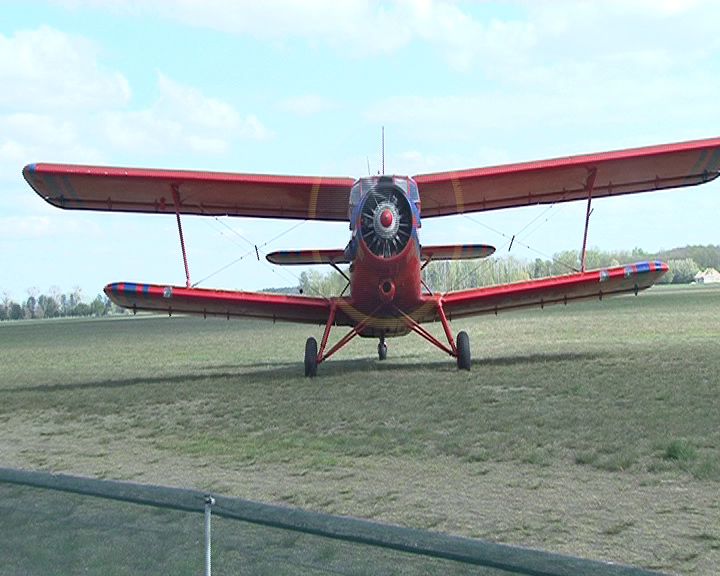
<box><xmin>345</xmin><ymin>176</ymin><xmax>425</xmax><ymax>336</ymax></box>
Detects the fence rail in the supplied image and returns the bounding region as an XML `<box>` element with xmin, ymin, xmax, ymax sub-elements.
<box><xmin>0</xmin><ymin>467</ymin><xmax>666</xmax><ymax>576</ymax></box>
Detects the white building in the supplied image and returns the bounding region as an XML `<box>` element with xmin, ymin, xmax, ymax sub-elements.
<box><xmin>694</xmin><ymin>268</ymin><xmax>720</xmax><ymax>284</ymax></box>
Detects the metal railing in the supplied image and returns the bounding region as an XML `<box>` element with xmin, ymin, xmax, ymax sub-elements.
<box><xmin>0</xmin><ymin>467</ymin><xmax>666</xmax><ymax>576</ymax></box>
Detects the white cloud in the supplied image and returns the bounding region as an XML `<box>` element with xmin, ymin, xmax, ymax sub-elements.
<box><xmin>0</xmin><ymin>26</ymin><xmax>130</xmax><ymax>111</ymax></box>
<box><xmin>52</xmin><ymin>1</ymin><xmax>720</xmax><ymax>80</ymax></box>
<box><xmin>101</xmin><ymin>73</ymin><xmax>271</xmax><ymax>157</ymax></box>
<box><xmin>155</xmin><ymin>0</ymin><xmax>413</xmax><ymax>54</ymax></box>
<box><xmin>280</xmin><ymin>94</ymin><xmax>337</xmax><ymax>117</ymax></box>
<box><xmin>51</xmin><ymin>0</ymin><xmax>533</xmax><ymax>69</ymax></box>
<box><xmin>396</xmin><ymin>147</ymin><xmax>513</xmax><ymax>176</ymax></box>
<box><xmin>0</xmin><ymin>26</ymin><xmax>269</xmax><ymax>167</ymax></box>
<box><xmin>363</xmin><ymin>1</ymin><xmax>720</xmax><ymax>159</ymax></box>
<box><xmin>0</xmin><ymin>214</ymin><xmax>100</xmax><ymax>240</ymax></box>
<box><xmin>0</xmin><ymin>113</ymin><xmax>104</xmax><ymax>181</ymax></box>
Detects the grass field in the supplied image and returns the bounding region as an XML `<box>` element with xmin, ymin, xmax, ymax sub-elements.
<box><xmin>1</xmin><ymin>284</ymin><xmax>719</xmax><ymax>574</ymax></box>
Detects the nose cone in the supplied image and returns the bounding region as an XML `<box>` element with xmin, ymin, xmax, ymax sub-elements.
<box><xmin>380</xmin><ymin>208</ymin><xmax>393</xmax><ymax>228</ymax></box>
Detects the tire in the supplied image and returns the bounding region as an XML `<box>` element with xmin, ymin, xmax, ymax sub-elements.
<box><xmin>304</xmin><ymin>337</ymin><xmax>318</xmax><ymax>377</ymax></box>
<box><xmin>456</xmin><ymin>331</ymin><xmax>471</xmax><ymax>370</ymax></box>
<box><xmin>378</xmin><ymin>341</ymin><xmax>388</xmax><ymax>361</ymax></box>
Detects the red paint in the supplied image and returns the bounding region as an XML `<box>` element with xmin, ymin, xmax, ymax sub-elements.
<box><xmin>26</xmin><ymin>136</ymin><xmax>712</xmax><ymax>367</ymax></box>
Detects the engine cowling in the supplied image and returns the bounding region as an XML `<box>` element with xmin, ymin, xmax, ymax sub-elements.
<box><xmin>359</xmin><ymin>177</ymin><xmax>413</xmax><ymax>258</ymax></box>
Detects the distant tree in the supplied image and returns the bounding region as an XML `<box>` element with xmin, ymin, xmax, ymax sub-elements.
<box><xmin>9</xmin><ymin>303</ymin><xmax>24</xmax><ymax>320</ymax></box>
<box><xmin>58</xmin><ymin>293</ymin><xmax>68</xmax><ymax>315</ymax></box>
<box><xmin>531</xmin><ymin>258</ymin><xmax>552</xmax><ymax>279</ymax></box>
<box><xmin>550</xmin><ymin>250</ymin><xmax>581</xmax><ymax>275</ymax></box>
<box><xmin>0</xmin><ymin>292</ymin><xmax>10</xmax><ymax>321</ymax></box>
<box><xmin>298</xmin><ymin>268</ymin><xmax>347</xmax><ymax>297</ymax></box>
<box><xmin>90</xmin><ymin>295</ymin><xmax>106</xmax><ymax>317</ymax></box>
<box><xmin>25</xmin><ymin>295</ymin><xmax>37</xmax><ymax>319</ymax></box>
<box><xmin>103</xmin><ymin>295</ymin><xmax>113</xmax><ymax>315</ymax></box>
<box><xmin>668</xmin><ymin>258</ymin><xmax>700</xmax><ymax>284</ymax></box>
<box><xmin>71</xmin><ymin>302</ymin><xmax>92</xmax><ymax>317</ymax></box>
<box><xmin>422</xmin><ymin>256</ymin><xmax>532</xmax><ymax>291</ymax></box>
<box><xmin>69</xmin><ymin>286</ymin><xmax>83</xmax><ymax>310</ymax></box>
<box><xmin>655</xmin><ymin>245</ymin><xmax>720</xmax><ymax>270</ymax></box>
<box><xmin>631</xmin><ymin>246</ymin><xmax>650</xmax><ymax>259</ymax></box>
<box><xmin>657</xmin><ymin>267</ymin><xmax>675</xmax><ymax>284</ymax></box>
<box><xmin>37</xmin><ymin>294</ymin><xmax>59</xmax><ymax>318</ymax></box>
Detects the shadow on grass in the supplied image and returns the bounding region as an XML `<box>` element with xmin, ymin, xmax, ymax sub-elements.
<box><xmin>480</xmin><ymin>351</ymin><xmax>602</xmax><ymax>367</ymax></box>
<box><xmin>4</xmin><ymin>351</ymin><xmax>601</xmax><ymax>394</ymax></box>
<box><xmin>246</xmin><ymin>350</ymin><xmax>603</xmax><ymax>381</ymax></box>
<box><xmin>2</xmin><ymin>372</ymin><xmax>249</xmax><ymax>394</ymax></box>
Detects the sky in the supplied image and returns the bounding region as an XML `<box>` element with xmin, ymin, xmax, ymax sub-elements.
<box><xmin>1</xmin><ymin>0</ymin><xmax>719</xmax><ymax>301</ymax></box>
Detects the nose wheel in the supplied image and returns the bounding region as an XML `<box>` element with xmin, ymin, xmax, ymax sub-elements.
<box><xmin>378</xmin><ymin>337</ymin><xmax>387</xmax><ymax>361</ymax></box>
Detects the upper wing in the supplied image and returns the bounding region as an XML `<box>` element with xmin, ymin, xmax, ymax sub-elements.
<box><xmin>439</xmin><ymin>261</ymin><xmax>668</xmax><ymax>320</ymax></box>
<box><xmin>23</xmin><ymin>163</ymin><xmax>355</xmax><ymax>221</ymax></box>
<box><xmin>413</xmin><ymin>137</ymin><xmax>720</xmax><ymax>217</ymax></box>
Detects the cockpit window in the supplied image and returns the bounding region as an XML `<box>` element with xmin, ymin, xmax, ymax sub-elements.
<box><xmin>350</xmin><ymin>181</ymin><xmax>362</xmax><ymax>209</ymax></box>
<box><xmin>407</xmin><ymin>178</ymin><xmax>420</xmax><ymax>203</ymax></box>
<box><xmin>392</xmin><ymin>177</ymin><xmax>408</xmax><ymax>194</ymax></box>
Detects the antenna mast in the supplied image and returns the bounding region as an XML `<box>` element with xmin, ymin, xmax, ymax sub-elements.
<box><xmin>381</xmin><ymin>126</ymin><xmax>385</xmax><ymax>175</ymax></box>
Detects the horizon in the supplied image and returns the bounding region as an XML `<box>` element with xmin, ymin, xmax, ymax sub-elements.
<box><xmin>4</xmin><ymin>243</ymin><xmax>717</xmax><ymax>305</ymax></box>
<box><xmin>2</xmin><ymin>2</ymin><xmax>719</xmax><ymax>300</ymax></box>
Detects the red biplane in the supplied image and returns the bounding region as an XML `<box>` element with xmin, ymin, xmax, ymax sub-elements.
<box><xmin>24</xmin><ymin>137</ymin><xmax>720</xmax><ymax>376</ymax></box>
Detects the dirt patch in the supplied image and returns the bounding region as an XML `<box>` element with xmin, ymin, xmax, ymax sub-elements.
<box><xmin>1</xmin><ymin>413</ymin><xmax>717</xmax><ymax>575</ymax></box>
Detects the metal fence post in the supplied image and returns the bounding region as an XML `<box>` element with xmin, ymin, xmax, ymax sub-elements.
<box><xmin>204</xmin><ymin>495</ymin><xmax>215</xmax><ymax>576</ymax></box>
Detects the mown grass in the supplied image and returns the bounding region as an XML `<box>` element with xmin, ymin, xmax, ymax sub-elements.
<box><xmin>0</xmin><ymin>283</ymin><xmax>719</xmax><ymax>574</ymax></box>
<box><xmin>1</xmin><ymin>285</ymin><xmax>718</xmax><ymax>479</ymax></box>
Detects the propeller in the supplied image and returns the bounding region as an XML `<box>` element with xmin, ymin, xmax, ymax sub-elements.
<box><xmin>359</xmin><ymin>178</ymin><xmax>413</xmax><ymax>258</ymax></box>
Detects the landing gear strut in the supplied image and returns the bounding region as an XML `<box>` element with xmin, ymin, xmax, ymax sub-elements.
<box><xmin>378</xmin><ymin>336</ymin><xmax>387</xmax><ymax>361</ymax></box>
<box><xmin>303</xmin><ymin>299</ymin><xmax>473</xmax><ymax>375</ymax></box>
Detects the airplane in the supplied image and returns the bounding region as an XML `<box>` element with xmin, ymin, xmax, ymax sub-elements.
<box><xmin>23</xmin><ymin>136</ymin><xmax>720</xmax><ymax>376</ymax></box>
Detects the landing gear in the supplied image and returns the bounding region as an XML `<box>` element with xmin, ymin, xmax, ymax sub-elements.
<box><xmin>302</xmin><ymin>300</ymin><xmax>472</xmax><ymax>374</ymax></box>
<box><xmin>378</xmin><ymin>337</ymin><xmax>387</xmax><ymax>361</ymax></box>
<box><xmin>456</xmin><ymin>331</ymin><xmax>471</xmax><ymax>370</ymax></box>
<box><xmin>304</xmin><ymin>337</ymin><xmax>318</xmax><ymax>378</ymax></box>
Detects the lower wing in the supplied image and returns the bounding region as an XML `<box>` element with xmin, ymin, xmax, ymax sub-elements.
<box><xmin>439</xmin><ymin>261</ymin><xmax>668</xmax><ymax>319</ymax></box>
<box><xmin>105</xmin><ymin>283</ymin><xmax>334</xmax><ymax>324</ymax></box>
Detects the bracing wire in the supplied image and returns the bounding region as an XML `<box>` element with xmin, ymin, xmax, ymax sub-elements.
<box><xmin>436</xmin><ymin>208</ymin><xmax>580</xmax><ymax>296</ymax></box>
<box><xmin>193</xmin><ymin>217</ymin><xmax>342</xmax><ymax>300</ymax></box>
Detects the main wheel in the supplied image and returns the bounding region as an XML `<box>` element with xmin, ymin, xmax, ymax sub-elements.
<box><xmin>378</xmin><ymin>340</ymin><xmax>388</xmax><ymax>361</ymax></box>
<box><xmin>304</xmin><ymin>337</ymin><xmax>318</xmax><ymax>377</ymax></box>
<box><xmin>456</xmin><ymin>331</ymin><xmax>471</xmax><ymax>370</ymax></box>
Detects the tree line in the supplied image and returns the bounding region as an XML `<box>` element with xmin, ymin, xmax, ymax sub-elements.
<box><xmin>4</xmin><ymin>245</ymin><xmax>717</xmax><ymax>319</ymax></box>
<box><xmin>0</xmin><ymin>288</ymin><xmax>122</xmax><ymax>322</ymax></box>
<box><xmin>296</xmin><ymin>245</ymin><xmax>719</xmax><ymax>296</ymax></box>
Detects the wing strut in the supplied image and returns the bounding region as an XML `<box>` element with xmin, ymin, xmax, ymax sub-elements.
<box><xmin>580</xmin><ymin>168</ymin><xmax>597</xmax><ymax>272</ymax></box>
<box><xmin>171</xmin><ymin>185</ymin><xmax>192</xmax><ymax>288</ymax></box>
